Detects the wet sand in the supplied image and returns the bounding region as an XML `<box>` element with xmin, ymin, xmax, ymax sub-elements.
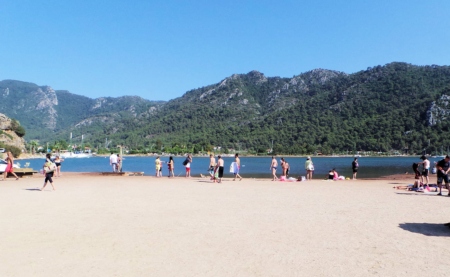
<box><xmin>1</xmin><ymin>174</ymin><xmax>449</xmax><ymax>276</ymax></box>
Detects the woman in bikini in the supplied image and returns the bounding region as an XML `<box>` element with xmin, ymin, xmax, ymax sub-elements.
<box><xmin>281</xmin><ymin>158</ymin><xmax>288</xmax><ymax>177</ymax></box>
<box><xmin>168</xmin><ymin>156</ymin><xmax>174</xmax><ymax>177</ymax></box>
<box><xmin>54</xmin><ymin>156</ymin><xmax>64</xmax><ymax>177</ymax></box>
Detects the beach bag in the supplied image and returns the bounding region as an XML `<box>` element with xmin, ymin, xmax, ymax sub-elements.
<box><xmin>45</xmin><ymin>162</ymin><xmax>57</xmax><ymax>174</ymax></box>
<box><xmin>182</xmin><ymin>159</ymin><xmax>188</xmax><ymax>166</ymax></box>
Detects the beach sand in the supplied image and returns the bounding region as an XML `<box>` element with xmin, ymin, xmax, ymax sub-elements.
<box><xmin>1</xmin><ymin>174</ymin><xmax>449</xmax><ymax>276</ymax></box>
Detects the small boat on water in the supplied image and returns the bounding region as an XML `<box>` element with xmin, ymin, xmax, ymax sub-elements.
<box><xmin>54</xmin><ymin>150</ymin><xmax>92</xmax><ymax>159</ymax></box>
<box><xmin>60</xmin><ymin>152</ymin><xmax>92</xmax><ymax>158</ymax></box>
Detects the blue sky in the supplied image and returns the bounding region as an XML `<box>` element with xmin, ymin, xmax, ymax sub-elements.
<box><xmin>1</xmin><ymin>0</ymin><xmax>449</xmax><ymax>101</ymax></box>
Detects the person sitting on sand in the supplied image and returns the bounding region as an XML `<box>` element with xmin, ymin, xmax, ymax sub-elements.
<box><xmin>327</xmin><ymin>170</ymin><xmax>334</xmax><ymax>180</ymax></box>
<box><xmin>333</xmin><ymin>169</ymin><xmax>339</xmax><ymax>180</ymax></box>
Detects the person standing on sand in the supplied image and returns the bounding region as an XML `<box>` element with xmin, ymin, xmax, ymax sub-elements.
<box><xmin>233</xmin><ymin>153</ymin><xmax>243</xmax><ymax>181</ymax></box>
<box><xmin>53</xmin><ymin>156</ymin><xmax>64</xmax><ymax>177</ymax></box>
<box><xmin>155</xmin><ymin>157</ymin><xmax>161</xmax><ymax>177</ymax></box>
<box><xmin>281</xmin><ymin>158</ymin><xmax>287</xmax><ymax>177</ymax></box>
<box><xmin>270</xmin><ymin>156</ymin><xmax>278</xmax><ymax>181</ymax></box>
<box><xmin>109</xmin><ymin>152</ymin><xmax>118</xmax><ymax>172</ymax></box>
<box><xmin>436</xmin><ymin>155</ymin><xmax>450</xmax><ymax>196</ymax></box>
<box><xmin>418</xmin><ymin>155</ymin><xmax>430</xmax><ymax>186</ymax></box>
<box><xmin>117</xmin><ymin>154</ymin><xmax>122</xmax><ymax>173</ymax></box>
<box><xmin>305</xmin><ymin>157</ymin><xmax>314</xmax><ymax>181</ymax></box>
<box><xmin>217</xmin><ymin>155</ymin><xmax>224</xmax><ymax>183</ymax></box>
<box><xmin>209</xmin><ymin>154</ymin><xmax>216</xmax><ymax>179</ymax></box>
<box><xmin>184</xmin><ymin>154</ymin><xmax>192</xmax><ymax>178</ymax></box>
<box><xmin>1</xmin><ymin>151</ymin><xmax>19</xmax><ymax>181</ymax></box>
<box><xmin>41</xmin><ymin>154</ymin><xmax>55</xmax><ymax>191</ymax></box>
<box><xmin>168</xmin><ymin>156</ymin><xmax>174</xmax><ymax>177</ymax></box>
<box><xmin>352</xmin><ymin>158</ymin><xmax>358</xmax><ymax>180</ymax></box>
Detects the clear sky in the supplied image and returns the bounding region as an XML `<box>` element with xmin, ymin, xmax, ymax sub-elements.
<box><xmin>1</xmin><ymin>0</ymin><xmax>449</xmax><ymax>101</ymax></box>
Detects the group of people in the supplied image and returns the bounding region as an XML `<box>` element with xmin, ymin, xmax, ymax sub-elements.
<box><xmin>109</xmin><ymin>152</ymin><xmax>123</xmax><ymax>173</ymax></box>
<box><xmin>206</xmin><ymin>153</ymin><xmax>242</xmax><ymax>183</ymax></box>
<box><xmin>396</xmin><ymin>155</ymin><xmax>450</xmax><ymax>195</ymax></box>
<box><xmin>1</xmin><ymin>152</ymin><xmax>64</xmax><ymax>191</ymax></box>
<box><xmin>151</xmin><ymin>153</ymin><xmax>244</xmax><ymax>183</ymax></box>
<box><xmin>270</xmin><ymin>156</ymin><xmax>292</xmax><ymax>181</ymax></box>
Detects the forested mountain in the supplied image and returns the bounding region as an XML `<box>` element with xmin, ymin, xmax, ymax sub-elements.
<box><xmin>2</xmin><ymin>62</ymin><xmax>450</xmax><ymax>155</ymax></box>
<box><xmin>0</xmin><ymin>80</ymin><xmax>165</xmax><ymax>141</ymax></box>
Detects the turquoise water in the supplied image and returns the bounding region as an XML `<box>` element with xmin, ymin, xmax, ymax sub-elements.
<box><xmin>17</xmin><ymin>156</ymin><xmax>440</xmax><ymax>179</ymax></box>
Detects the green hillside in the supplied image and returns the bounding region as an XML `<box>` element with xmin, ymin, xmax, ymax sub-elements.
<box><xmin>2</xmin><ymin>62</ymin><xmax>450</xmax><ymax>155</ymax></box>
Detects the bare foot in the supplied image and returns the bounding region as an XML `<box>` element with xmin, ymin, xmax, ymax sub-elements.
<box><xmin>240</xmin><ymin>177</ymin><xmax>242</xmax><ymax>181</ymax></box>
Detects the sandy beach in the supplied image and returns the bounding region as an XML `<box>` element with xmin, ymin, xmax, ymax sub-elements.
<box><xmin>1</xmin><ymin>174</ymin><xmax>449</xmax><ymax>276</ymax></box>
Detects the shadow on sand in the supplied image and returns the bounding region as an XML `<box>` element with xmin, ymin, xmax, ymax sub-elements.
<box><xmin>24</xmin><ymin>188</ymin><xmax>41</xmax><ymax>191</ymax></box>
<box><xmin>399</xmin><ymin>223</ymin><xmax>450</xmax><ymax>237</ymax></box>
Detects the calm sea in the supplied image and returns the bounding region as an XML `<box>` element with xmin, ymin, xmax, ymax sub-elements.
<box><xmin>17</xmin><ymin>156</ymin><xmax>440</xmax><ymax>179</ymax></box>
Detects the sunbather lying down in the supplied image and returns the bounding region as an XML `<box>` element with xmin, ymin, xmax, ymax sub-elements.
<box><xmin>393</xmin><ymin>184</ymin><xmax>443</xmax><ymax>192</ymax></box>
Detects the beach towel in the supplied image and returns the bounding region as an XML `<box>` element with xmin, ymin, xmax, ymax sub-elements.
<box><xmin>229</xmin><ymin>162</ymin><xmax>239</xmax><ymax>174</ymax></box>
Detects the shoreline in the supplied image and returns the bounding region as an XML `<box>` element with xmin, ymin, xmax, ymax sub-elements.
<box><xmin>28</xmin><ymin>171</ymin><xmax>422</xmax><ymax>181</ymax></box>
<box><xmin>14</xmin><ymin>153</ymin><xmax>427</xmax><ymax>160</ymax></box>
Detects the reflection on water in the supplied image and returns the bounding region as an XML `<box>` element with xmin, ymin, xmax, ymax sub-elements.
<box><xmin>18</xmin><ymin>156</ymin><xmax>441</xmax><ymax>179</ymax></box>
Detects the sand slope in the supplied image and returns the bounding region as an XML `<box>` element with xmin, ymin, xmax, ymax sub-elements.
<box><xmin>1</xmin><ymin>175</ymin><xmax>449</xmax><ymax>276</ymax></box>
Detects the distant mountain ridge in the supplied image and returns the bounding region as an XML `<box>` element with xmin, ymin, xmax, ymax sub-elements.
<box><xmin>2</xmin><ymin>62</ymin><xmax>450</xmax><ymax>154</ymax></box>
<box><xmin>0</xmin><ymin>79</ymin><xmax>165</xmax><ymax>140</ymax></box>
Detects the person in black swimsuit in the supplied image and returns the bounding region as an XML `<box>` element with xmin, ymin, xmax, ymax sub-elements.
<box><xmin>53</xmin><ymin>156</ymin><xmax>64</xmax><ymax>177</ymax></box>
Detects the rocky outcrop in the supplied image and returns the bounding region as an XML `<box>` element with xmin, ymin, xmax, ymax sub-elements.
<box><xmin>0</xmin><ymin>113</ymin><xmax>26</xmax><ymax>150</ymax></box>
<box><xmin>33</xmin><ymin>86</ymin><xmax>58</xmax><ymax>130</ymax></box>
<box><xmin>427</xmin><ymin>95</ymin><xmax>450</xmax><ymax>126</ymax></box>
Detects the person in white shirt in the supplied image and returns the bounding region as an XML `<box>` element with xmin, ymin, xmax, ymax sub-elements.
<box><xmin>418</xmin><ymin>155</ymin><xmax>430</xmax><ymax>186</ymax></box>
<box><xmin>110</xmin><ymin>152</ymin><xmax>118</xmax><ymax>172</ymax></box>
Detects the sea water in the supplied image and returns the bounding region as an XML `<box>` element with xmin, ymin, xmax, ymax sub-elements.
<box><xmin>17</xmin><ymin>156</ymin><xmax>440</xmax><ymax>179</ymax></box>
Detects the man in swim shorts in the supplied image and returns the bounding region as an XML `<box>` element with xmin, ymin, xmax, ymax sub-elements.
<box><xmin>270</xmin><ymin>156</ymin><xmax>278</xmax><ymax>181</ymax></box>
<box><xmin>217</xmin><ymin>155</ymin><xmax>224</xmax><ymax>183</ymax></box>
<box><xmin>209</xmin><ymin>154</ymin><xmax>216</xmax><ymax>179</ymax></box>
<box><xmin>436</xmin><ymin>155</ymin><xmax>450</xmax><ymax>196</ymax></box>
<box><xmin>233</xmin><ymin>153</ymin><xmax>242</xmax><ymax>181</ymax></box>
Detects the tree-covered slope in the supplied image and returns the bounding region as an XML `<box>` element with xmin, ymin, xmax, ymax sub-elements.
<box><xmin>2</xmin><ymin>62</ymin><xmax>450</xmax><ymax>154</ymax></box>
<box><xmin>91</xmin><ymin>62</ymin><xmax>450</xmax><ymax>154</ymax></box>
<box><xmin>0</xmin><ymin>80</ymin><xmax>165</xmax><ymax>141</ymax></box>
